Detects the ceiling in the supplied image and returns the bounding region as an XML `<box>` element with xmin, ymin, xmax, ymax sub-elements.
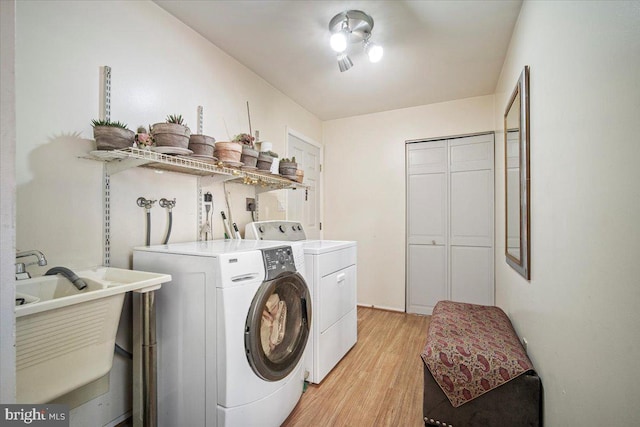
<box><xmin>154</xmin><ymin>0</ymin><xmax>523</xmax><ymax>121</ymax></box>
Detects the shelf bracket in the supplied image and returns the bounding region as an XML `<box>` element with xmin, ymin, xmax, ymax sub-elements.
<box><xmin>197</xmin><ymin>177</ymin><xmax>203</xmax><ymax>240</ymax></box>
<box><xmin>103</xmin><ymin>167</ymin><xmax>111</xmax><ymax>267</ymax></box>
<box><xmin>197</xmin><ymin>106</ymin><xmax>203</xmax><ymax>135</ymax></box>
<box><xmin>101</xmin><ymin>66</ymin><xmax>111</xmax><ymax>121</ymax></box>
<box><xmin>105</xmin><ymin>157</ymin><xmax>152</xmax><ymax>175</ymax></box>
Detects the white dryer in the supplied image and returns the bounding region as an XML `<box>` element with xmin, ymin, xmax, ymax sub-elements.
<box><xmin>133</xmin><ymin>239</ymin><xmax>311</xmax><ymax>427</ymax></box>
<box><xmin>245</xmin><ymin>221</ymin><xmax>357</xmax><ymax>384</ymax></box>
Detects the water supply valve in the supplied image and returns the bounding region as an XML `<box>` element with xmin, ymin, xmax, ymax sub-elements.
<box><xmin>159</xmin><ymin>198</ymin><xmax>176</xmax><ymax>211</ymax></box>
<box><xmin>137</xmin><ymin>197</ymin><xmax>157</xmax><ymax>212</ymax></box>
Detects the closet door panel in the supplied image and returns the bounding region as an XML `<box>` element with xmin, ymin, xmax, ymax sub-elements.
<box><xmin>450</xmin><ymin>246</ymin><xmax>493</xmax><ymax>306</ymax></box>
<box><xmin>450</xmin><ymin>169</ymin><xmax>493</xmax><ymax>247</ymax></box>
<box><xmin>407</xmin><ymin>244</ymin><xmax>447</xmax><ymax>315</ymax></box>
<box><xmin>408</xmin><ymin>173</ymin><xmax>446</xmax><ymax>245</ymax></box>
<box><xmin>449</xmin><ymin>134</ymin><xmax>494</xmax><ymax>172</ymax></box>
<box><xmin>407</xmin><ymin>141</ymin><xmax>447</xmax><ymax>174</ymax></box>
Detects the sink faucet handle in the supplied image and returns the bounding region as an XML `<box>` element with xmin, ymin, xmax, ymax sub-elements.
<box><xmin>15</xmin><ymin>262</ymin><xmax>31</xmax><ymax>280</ymax></box>
<box><xmin>15</xmin><ymin>250</ymin><xmax>47</xmax><ymax>280</ymax></box>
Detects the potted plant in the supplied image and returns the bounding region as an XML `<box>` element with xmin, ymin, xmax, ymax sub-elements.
<box><xmin>214</xmin><ymin>139</ymin><xmax>243</xmax><ymax>165</ymax></box>
<box><xmin>257</xmin><ymin>150</ymin><xmax>278</xmax><ymax>172</ymax></box>
<box><xmin>135</xmin><ymin>125</ymin><xmax>153</xmax><ymax>149</ymax></box>
<box><xmin>234</xmin><ymin>133</ymin><xmax>259</xmax><ymax>168</ymax></box>
<box><xmin>188</xmin><ymin>133</ymin><xmax>216</xmax><ymax>158</ymax></box>
<box><xmin>92</xmin><ymin>119</ymin><xmax>135</xmax><ymax>150</ymax></box>
<box><xmin>279</xmin><ymin>156</ymin><xmax>298</xmax><ymax>178</ymax></box>
<box><xmin>151</xmin><ymin>114</ymin><xmax>191</xmax><ymax>150</ymax></box>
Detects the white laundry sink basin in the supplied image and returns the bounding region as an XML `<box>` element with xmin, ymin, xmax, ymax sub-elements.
<box><xmin>15</xmin><ymin>292</ymin><xmax>40</xmax><ymax>307</ymax></box>
<box><xmin>15</xmin><ymin>266</ymin><xmax>171</xmax><ymax>403</ymax></box>
<box><xmin>15</xmin><ymin>266</ymin><xmax>168</xmax><ymax>318</ymax></box>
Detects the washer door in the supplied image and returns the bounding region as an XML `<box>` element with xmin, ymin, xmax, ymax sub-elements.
<box><xmin>245</xmin><ymin>272</ymin><xmax>311</xmax><ymax>381</ymax></box>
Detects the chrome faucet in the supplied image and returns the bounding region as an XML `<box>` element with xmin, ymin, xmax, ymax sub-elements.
<box><xmin>15</xmin><ymin>250</ymin><xmax>48</xmax><ymax>280</ymax></box>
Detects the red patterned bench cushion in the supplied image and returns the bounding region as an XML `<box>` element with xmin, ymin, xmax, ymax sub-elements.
<box><xmin>421</xmin><ymin>301</ymin><xmax>534</xmax><ymax>407</ymax></box>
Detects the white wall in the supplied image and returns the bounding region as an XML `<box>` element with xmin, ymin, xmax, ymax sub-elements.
<box><xmin>13</xmin><ymin>0</ymin><xmax>321</xmax><ymax>424</ymax></box>
<box><xmin>322</xmin><ymin>96</ymin><xmax>494</xmax><ymax>311</ymax></box>
<box><xmin>0</xmin><ymin>0</ymin><xmax>17</xmax><ymax>404</ymax></box>
<box><xmin>494</xmin><ymin>1</ymin><xmax>640</xmax><ymax>425</ymax></box>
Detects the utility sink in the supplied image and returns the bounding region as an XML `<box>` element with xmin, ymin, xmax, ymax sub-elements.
<box><xmin>15</xmin><ymin>266</ymin><xmax>168</xmax><ymax>318</ymax></box>
<box><xmin>15</xmin><ymin>292</ymin><xmax>40</xmax><ymax>307</ymax></box>
<box><xmin>15</xmin><ymin>266</ymin><xmax>171</xmax><ymax>404</ymax></box>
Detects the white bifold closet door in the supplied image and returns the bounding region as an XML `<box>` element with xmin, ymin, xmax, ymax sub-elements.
<box><xmin>406</xmin><ymin>134</ymin><xmax>494</xmax><ymax>315</ymax></box>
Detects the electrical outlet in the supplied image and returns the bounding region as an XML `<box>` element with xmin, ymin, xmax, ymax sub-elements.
<box><xmin>246</xmin><ymin>198</ymin><xmax>256</xmax><ymax>212</ymax></box>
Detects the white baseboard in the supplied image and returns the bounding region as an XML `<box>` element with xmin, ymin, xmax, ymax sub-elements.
<box><xmin>357</xmin><ymin>303</ymin><xmax>405</xmax><ymax>313</ymax></box>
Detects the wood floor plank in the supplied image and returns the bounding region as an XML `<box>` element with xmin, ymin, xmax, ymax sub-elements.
<box><xmin>282</xmin><ymin>307</ymin><xmax>431</xmax><ymax>427</ymax></box>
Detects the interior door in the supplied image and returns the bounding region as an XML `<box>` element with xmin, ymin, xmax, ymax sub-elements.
<box><xmin>287</xmin><ymin>131</ymin><xmax>321</xmax><ymax>239</ymax></box>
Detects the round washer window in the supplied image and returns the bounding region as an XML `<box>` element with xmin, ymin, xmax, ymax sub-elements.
<box><xmin>245</xmin><ymin>272</ymin><xmax>311</xmax><ymax>381</ymax></box>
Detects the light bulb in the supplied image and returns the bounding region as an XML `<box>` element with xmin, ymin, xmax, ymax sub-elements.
<box><xmin>366</xmin><ymin>43</ymin><xmax>383</xmax><ymax>63</ymax></box>
<box><xmin>330</xmin><ymin>31</ymin><xmax>347</xmax><ymax>53</ymax></box>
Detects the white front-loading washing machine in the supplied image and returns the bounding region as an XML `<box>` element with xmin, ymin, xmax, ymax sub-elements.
<box><xmin>133</xmin><ymin>239</ymin><xmax>311</xmax><ymax>427</ymax></box>
<box><xmin>245</xmin><ymin>221</ymin><xmax>357</xmax><ymax>384</ymax></box>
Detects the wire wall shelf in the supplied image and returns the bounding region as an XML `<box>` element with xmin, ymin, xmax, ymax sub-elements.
<box><xmin>85</xmin><ymin>147</ymin><xmax>307</xmax><ymax>190</ymax></box>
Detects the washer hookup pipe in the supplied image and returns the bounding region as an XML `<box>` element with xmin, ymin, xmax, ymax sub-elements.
<box><xmin>137</xmin><ymin>197</ymin><xmax>156</xmax><ymax>246</ymax></box>
<box><xmin>159</xmin><ymin>198</ymin><xmax>176</xmax><ymax>245</ymax></box>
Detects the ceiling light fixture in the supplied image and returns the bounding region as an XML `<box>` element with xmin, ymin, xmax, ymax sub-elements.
<box><xmin>337</xmin><ymin>53</ymin><xmax>353</xmax><ymax>72</ymax></box>
<box><xmin>328</xmin><ymin>10</ymin><xmax>383</xmax><ymax>72</ymax></box>
<box><xmin>330</xmin><ymin>21</ymin><xmax>349</xmax><ymax>53</ymax></box>
<box><xmin>363</xmin><ymin>38</ymin><xmax>384</xmax><ymax>63</ymax></box>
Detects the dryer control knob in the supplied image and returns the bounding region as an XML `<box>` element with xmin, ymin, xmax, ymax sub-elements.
<box><xmin>279</xmin><ymin>225</ymin><xmax>286</xmax><ymax>233</ymax></box>
<box><xmin>258</xmin><ymin>226</ymin><xmax>265</xmax><ymax>233</ymax></box>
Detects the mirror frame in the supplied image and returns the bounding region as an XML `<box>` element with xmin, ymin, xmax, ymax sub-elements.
<box><xmin>504</xmin><ymin>65</ymin><xmax>530</xmax><ymax>279</ymax></box>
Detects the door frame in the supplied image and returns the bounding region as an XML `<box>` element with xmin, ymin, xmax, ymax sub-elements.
<box><xmin>285</xmin><ymin>127</ymin><xmax>323</xmax><ymax>239</ymax></box>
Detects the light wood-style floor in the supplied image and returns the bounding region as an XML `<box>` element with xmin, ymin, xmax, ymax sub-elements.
<box><xmin>282</xmin><ymin>306</ymin><xmax>431</xmax><ymax>427</ymax></box>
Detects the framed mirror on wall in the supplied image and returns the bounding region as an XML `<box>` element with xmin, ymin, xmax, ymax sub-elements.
<box><xmin>504</xmin><ymin>65</ymin><xmax>530</xmax><ymax>279</ymax></box>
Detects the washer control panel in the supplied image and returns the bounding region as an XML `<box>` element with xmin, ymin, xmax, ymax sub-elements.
<box><xmin>245</xmin><ymin>221</ymin><xmax>306</xmax><ymax>241</ymax></box>
<box><xmin>262</xmin><ymin>246</ymin><xmax>296</xmax><ymax>280</ymax></box>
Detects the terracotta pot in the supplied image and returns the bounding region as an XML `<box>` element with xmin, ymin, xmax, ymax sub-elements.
<box><xmin>188</xmin><ymin>134</ymin><xmax>216</xmax><ymax>157</ymax></box>
<box><xmin>279</xmin><ymin>161</ymin><xmax>297</xmax><ymax>177</ymax></box>
<box><xmin>214</xmin><ymin>141</ymin><xmax>243</xmax><ymax>163</ymax></box>
<box><xmin>151</xmin><ymin>122</ymin><xmax>191</xmax><ymax>149</ymax></box>
<box><xmin>93</xmin><ymin>126</ymin><xmax>135</xmax><ymax>150</ymax></box>
<box><xmin>257</xmin><ymin>152</ymin><xmax>275</xmax><ymax>171</ymax></box>
<box><xmin>241</xmin><ymin>146</ymin><xmax>259</xmax><ymax>168</ymax></box>
<box><xmin>295</xmin><ymin>169</ymin><xmax>304</xmax><ymax>183</ymax></box>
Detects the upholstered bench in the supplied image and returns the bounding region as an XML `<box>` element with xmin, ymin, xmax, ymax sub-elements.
<box><xmin>420</xmin><ymin>301</ymin><xmax>542</xmax><ymax>427</ymax></box>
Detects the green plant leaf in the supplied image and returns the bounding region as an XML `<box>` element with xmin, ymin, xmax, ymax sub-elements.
<box><xmin>91</xmin><ymin>119</ymin><xmax>129</xmax><ymax>129</ymax></box>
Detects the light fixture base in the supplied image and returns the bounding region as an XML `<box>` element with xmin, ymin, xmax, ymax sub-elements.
<box><xmin>329</xmin><ymin>10</ymin><xmax>374</xmax><ymax>45</ymax></box>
